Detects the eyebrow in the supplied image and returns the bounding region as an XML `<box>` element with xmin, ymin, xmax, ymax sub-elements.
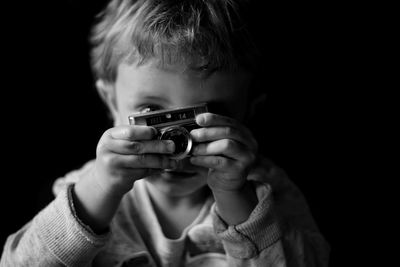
<box><xmin>139</xmin><ymin>95</ymin><xmax>167</xmax><ymax>102</ymax></box>
<box><xmin>126</xmin><ymin>94</ymin><xmax>167</xmax><ymax>108</ymax></box>
<box><xmin>131</xmin><ymin>90</ymin><xmax>170</xmax><ymax>103</ymax></box>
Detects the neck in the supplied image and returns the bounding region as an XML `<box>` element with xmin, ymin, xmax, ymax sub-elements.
<box><xmin>146</xmin><ymin>183</ymin><xmax>209</xmax><ymax>210</ymax></box>
<box><xmin>145</xmin><ymin>183</ymin><xmax>210</xmax><ymax>239</ymax></box>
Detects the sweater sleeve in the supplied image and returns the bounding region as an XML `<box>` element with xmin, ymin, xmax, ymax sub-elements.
<box><xmin>211</xmin><ymin>157</ymin><xmax>330</xmax><ymax>267</ymax></box>
<box><xmin>0</xmin><ymin>183</ymin><xmax>110</xmax><ymax>267</ymax></box>
<box><xmin>212</xmin><ymin>181</ymin><xmax>287</xmax><ymax>266</ymax></box>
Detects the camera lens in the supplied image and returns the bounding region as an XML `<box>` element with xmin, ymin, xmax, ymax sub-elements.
<box><xmin>160</xmin><ymin>126</ymin><xmax>192</xmax><ymax>160</ymax></box>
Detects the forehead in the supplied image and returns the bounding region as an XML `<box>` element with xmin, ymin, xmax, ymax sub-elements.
<box><xmin>115</xmin><ymin>61</ymin><xmax>252</xmax><ymax>106</ymax></box>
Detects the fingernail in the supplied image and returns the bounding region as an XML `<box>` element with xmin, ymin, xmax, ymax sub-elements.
<box><xmin>192</xmin><ymin>145</ymin><xmax>199</xmax><ymax>155</ymax></box>
<box><xmin>196</xmin><ymin>114</ymin><xmax>205</xmax><ymax>125</ymax></box>
<box><xmin>190</xmin><ymin>129</ymin><xmax>198</xmax><ymax>139</ymax></box>
<box><xmin>150</xmin><ymin>127</ymin><xmax>158</xmax><ymax>136</ymax></box>
<box><xmin>166</xmin><ymin>141</ymin><xmax>175</xmax><ymax>153</ymax></box>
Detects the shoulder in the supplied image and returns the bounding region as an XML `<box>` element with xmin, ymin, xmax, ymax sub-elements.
<box><xmin>52</xmin><ymin>160</ymin><xmax>96</xmax><ymax>197</ymax></box>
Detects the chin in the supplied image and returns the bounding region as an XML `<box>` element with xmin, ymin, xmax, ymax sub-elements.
<box><xmin>145</xmin><ymin>171</ymin><xmax>208</xmax><ymax>197</ymax></box>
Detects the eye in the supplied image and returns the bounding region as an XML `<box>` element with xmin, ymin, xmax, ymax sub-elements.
<box><xmin>138</xmin><ymin>105</ymin><xmax>162</xmax><ymax>113</ymax></box>
<box><xmin>192</xmin><ymin>62</ymin><xmax>219</xmax><ymax>75</ymax></box>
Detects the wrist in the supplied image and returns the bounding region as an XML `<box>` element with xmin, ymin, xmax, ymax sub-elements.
<box><xmin>211</xmin><ymin>178</ymin><xmax>254</xmax><ymax>197</ymax></box>
<box><xmin>72</xmin><ymin>174</ymin><xmax>123</xmax><ymax>234</ymax></box>
<box><xmin>212</xmin><ymin>181</ymin><xmax>258</xmax><ymax>225</ymax></box>
<box><xmin>93</xmin><ymin>168</ymin><xmax>134</xmax><ymax>199</ymax></box>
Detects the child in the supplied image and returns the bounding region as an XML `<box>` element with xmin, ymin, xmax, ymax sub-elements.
<box><xmin>1</xmin><ymin>0</ymin><xmax>330</xmax><ymax>266</ymax></box>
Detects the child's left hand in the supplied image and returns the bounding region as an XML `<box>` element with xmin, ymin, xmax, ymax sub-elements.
<box><xmin>190</xmin><ymin>112</ymin><xmax>258</xmax><ymax>193</ymax></box>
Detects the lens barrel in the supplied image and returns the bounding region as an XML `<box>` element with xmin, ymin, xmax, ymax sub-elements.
<box><xmin>159</xmin><ymin>126</ymin><xmax>192</xmax><ymax>160</ymax></box>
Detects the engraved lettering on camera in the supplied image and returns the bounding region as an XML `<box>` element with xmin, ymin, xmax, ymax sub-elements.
<box><xmin>128</xmin><ymin>103</ymin><xmax>208</xmax><ymax>160</ymax></box>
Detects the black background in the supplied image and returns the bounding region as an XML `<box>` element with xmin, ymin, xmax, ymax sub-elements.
<box><xmin>1</xmin><ymin>1</ymin><xmax>383</xmax><ymax>266</ymax></box>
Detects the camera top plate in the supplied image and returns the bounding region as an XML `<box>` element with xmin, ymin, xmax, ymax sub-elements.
<box><xmin>128</xmin><ymin>103</ymin><xmax>208</xmax><ymax>128</ymax></box>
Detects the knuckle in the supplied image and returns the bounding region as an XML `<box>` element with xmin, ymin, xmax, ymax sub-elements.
<box><xmin>214</xmin><ymin>157</ymin><xmax>224</xmax><ymax>167</ymax></box>
<box><xmin>224</xmin><ymin>139</ymin><xmax>235</xmax><ymax>151</ymax></box>
<box><xmin>102</xmin><ymin>154</ymin><xmax>117</xmax><ymax>167</ymax></box>
<box><xmin>203</xmin><ymin>113</ymin><xmax>213</xmax><ymax>124</ymax></box>
<box><xmin>104</xmin><ymin>128</ymin><xmax>114</xmax><ymax>137</ymax></box>
<box><xmin>240</xmin><ymin>153</ymin><xmax>256</xmax><ymax>169</ymax></box>
<box><xmin>162</xmin><ymin>156</ymin><xmax>170</xmax><ymax>167</ymax></box>
<box><xmin>199</xmin><ymin>128</ymin><xmax>207</xmax><ymax>139</ymax></box>
<box><xmin>122</xmin><ymin>128</ymin><xmax>133</xmax><ymax>139</ymax></box>
<box><xmin>236</xmin><ymin>160</ymin><xmax>247</xmax><ymax>171</ymax></box>
<box><xmin>129</xmin><ymin>141</ymin><xmax>142</xmax><ymax>153</ymax></box>
<box><xmin>119</xmin><ymin>126</ymin><xmax>135</xmax><ymax>140</ymax></box>
<box><xmin>193</xmin><ymin>143</ymin><xmax>204</xmax><ymax>154</ymax></box>
<box><xmin>209</xmin><ymin>113</ymin><xmax>218</xmax><ymax>122</ymax></box>
<box><xmin>192</xmin><ymin>128</ymin><xmax>203</xmax><ymax>140</ymax></box>
<box><xmin>248</xmin><ymin>153</ymin><xmax>256</xmax><ymax>164</ymax></box>
<box><xmin>224</xmin><ymin>126</ymin><xmax>233</xmax><ymax>136</ymax></box>
<box><xmin>96</xmin><ymin>141</ymin><xmax>107</xmax><ymax>154</ymax></box>
<box><xmin>159</xmin><ymin>141</ymin><xmax>168</xmax><ymax>153</ymax></box>
<box><xmin>153</xmin><ymin>155</ymin><xmax>166</xmax><ymax>168</ymax></box>
<box><xmin>137</xmin><ymin>154</ymin><xmax>146</xmax><ymax>166</ymax></box>
<box><xmin>241</xmin><ymin>156</ymin><xmax>253</xmax><ymax>168</ymax></box>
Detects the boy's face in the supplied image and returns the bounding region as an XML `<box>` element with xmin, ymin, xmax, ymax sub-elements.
<box><xmin>108</xmin><ymin>60</ymin><xmax>252</xmax><ymax>197</ymax></box>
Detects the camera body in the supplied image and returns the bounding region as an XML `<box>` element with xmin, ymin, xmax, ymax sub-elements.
<box><xmin>128</xmin><ymin>103</ymin><xmax>208</xmax><ymax>160</ymax></box>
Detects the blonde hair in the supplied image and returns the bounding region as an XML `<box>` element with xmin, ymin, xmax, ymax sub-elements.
<box><xmin>90</xmin><ymin>0</ymin><xmax>259</xmax><ymax>83</ymax></box>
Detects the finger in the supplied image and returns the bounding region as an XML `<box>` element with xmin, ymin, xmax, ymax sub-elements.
<box><xmin>196</xmin><ymin>113</ymin><xmax>237</xmax><ymax>127</ymax></box>
<box><xmin>190</xmin><ymin>155</ymin><xmax>234</xmax><ymax>170</ymax></box>
<box><xmin>114</xmin><ymin>168</ymin><xmax>162</xmax><ymax>181</ymax></box>
<box><xmin>99</xmin><ymin>139</ymin><xmax>175</xmax><ymax>155</ymax></box>
<box><xmin>195</xmin><ymin>113</ymin><xmax>258</xmax><ymax>150</ymax></box>
<box><xmin>102</xmin><ymin>153</ymin><xmax>177</xmax><ymax>169</ymax></box>
<box><xmin>106</xmin><ymin>125</ymin><xmax>156</xmax><ymax>141</ymax></box>
<box><xmin>192</xmin><ymin>139</ymin><xmax>253</xmax><ymax>163</ymax></box>
<box><xmin>191</xmin><ymin>126</ymin><xmax>257</xmax><ymax>151</ymax></box>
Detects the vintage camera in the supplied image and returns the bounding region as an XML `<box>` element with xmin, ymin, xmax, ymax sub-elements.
<box><xmin>128</xmin><ymin>103</ymin><xmax>208</xmax><ymax>160</ymax></box>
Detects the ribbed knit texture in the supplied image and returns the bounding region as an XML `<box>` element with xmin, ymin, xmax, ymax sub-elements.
<box><xmin>1</xmin><ymin>157</ymin><xmax>330</xmax><ymax>266</ymax></box>
<box><xmin>212</xmin><ymin>182</ymin><xmax>281</xmax><ymax>259</ymax></box>
<box><xmin>36</xmin><ymin>184</ymin><xmax>110</xmax><ymax>266</ymax></box>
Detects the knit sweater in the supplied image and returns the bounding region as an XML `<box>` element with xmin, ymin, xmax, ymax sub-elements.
<box><xmin>0</xmin><ymin>157</ymin><xmax>330</xmax><ymax>266</ymax></box>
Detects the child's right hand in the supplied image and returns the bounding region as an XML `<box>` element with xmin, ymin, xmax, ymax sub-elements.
<box><xmin>72</xmin><ymin>125</ymin><xmax>176</xmax><ymax>233</ymax></box>
<box><xmin>93</xmin><ymin>125</ymin><xmax>177</xmax><ymax>197</ymax></box>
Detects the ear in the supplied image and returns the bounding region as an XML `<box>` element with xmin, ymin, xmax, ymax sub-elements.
<box><xmin>95</xmin><ymin>79</ymin><xmax>121</xmax><ymax>125</ymax></box>
<box><xmin>247</xmin><ymin>93</ymin><xmax>267</xmax><ymax>120</ymax></box>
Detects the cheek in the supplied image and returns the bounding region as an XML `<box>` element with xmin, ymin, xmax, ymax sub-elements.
<box><xmin>118</xmin><ymin>112</ymin><xmax>130</xmax><ymax>126</ymax></box>
<box><xmin>113</xmin><ymin>102</ymin><xmax>132</xmax><ymax>126</ymax></box>
<box><xmin>111</xmin><ymin>112</ymin><xmax>128</xmax><ymax>126</ymax></box>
